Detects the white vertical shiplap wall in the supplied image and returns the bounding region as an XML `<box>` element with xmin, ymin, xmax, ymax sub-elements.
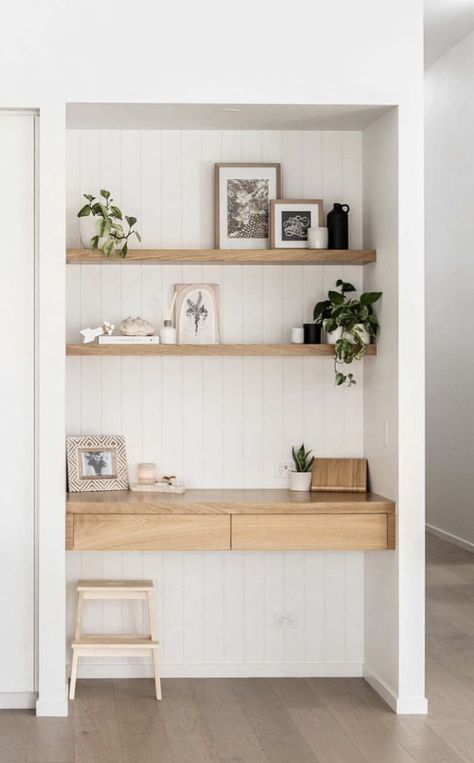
<box><xmin>66</xmin><ymin>129</ymin><xmax>366</xmax><ymax>676</ymax></box>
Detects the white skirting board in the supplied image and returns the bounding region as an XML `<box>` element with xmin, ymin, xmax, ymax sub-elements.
<box><xmin>0</xmin><ymin>692</ymin><xmax>37</xmax><ymax>710</ymax></box>
<box><xmin>68</xmin><ymin>662</ymin><xmax>363</xmax><ymax>679</ymax></box>
<box><xmin>364</xmin><ymin>666</ymin><xmax>428</xmax><ymax>715</ymax></box>
<box><xmin>426</xmin><ymin>524</ymin><xmax>474</xmax><ymax>553</ymax></box>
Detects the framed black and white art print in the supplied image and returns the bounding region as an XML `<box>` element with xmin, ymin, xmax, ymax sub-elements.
<box><xmin>174</xmin><ymin>283</ymin><xmax>220</xmax><ymax>345</ymax></box>
<box><xmin>215</xmin><ymin>163</ymin><xmax>281</xmax><ymax>249</ymax></box>
<box><xmin>66</xmin><ymin>434</ymin><xmax>129</xmax><ymax>492</ymax></box>
<box><xmin>270</xmin><ymin>199</ymin><xmax>324</xmax><ymax>248</ymax></box>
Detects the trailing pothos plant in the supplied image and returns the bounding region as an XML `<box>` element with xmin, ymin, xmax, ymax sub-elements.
<box><xmin>78</xmin><ymin>189</ymin><xmax>141</xmax><ymax>258</ymax></box>
<box><xmin>313</xmin><ymin>279</ymin><xmax>382</xmax><ymax>387</ymax></box>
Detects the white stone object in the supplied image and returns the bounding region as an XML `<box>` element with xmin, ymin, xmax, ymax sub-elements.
<box><xmin>80</xmin><ymin>321</ymin><xmax>115</xmax><ymax>344</ymax></box>
<box><xmin>120</xmin><ymin>316</ymin><xmax>155</xmax><ymax>336</ymax></box>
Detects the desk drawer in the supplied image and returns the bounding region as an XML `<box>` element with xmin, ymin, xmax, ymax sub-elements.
<box><xmin>232</xmin><ymin>514</ymin><xmax>389</xmax><ymax>551</ymax></box>
<box><xmin>72</xmin><ymin>514</ymin><xmax>231</xmax><ymax>551</ymax></box>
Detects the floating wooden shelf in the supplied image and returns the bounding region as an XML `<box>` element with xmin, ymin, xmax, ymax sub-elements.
<box><xmin>67</xmin><ymin>248</ymin><xmax>376</xmax><ymax>265</ymax></box>
<box><xmin>66</xmin><ymin>489</ymin><xmax>396</xmax><ymax>552</ymax></box>
<box><xmin>66</xmin><ymin>343</ymin><xmax>377</xmax><ymax>357</ymax></box>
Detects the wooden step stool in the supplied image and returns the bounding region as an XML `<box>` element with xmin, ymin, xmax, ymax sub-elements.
<box><xmin>70</xmin><ymin>580</ymin><xmax>161</xmax><ymax>700</ymax></box>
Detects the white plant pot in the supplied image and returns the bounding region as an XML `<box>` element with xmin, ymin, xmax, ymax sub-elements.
<box><xmin>79</xmin><ymin>215</ymin><xmax>106</xmax><ymax>249</ymax></box>
<box><xmin>289</xmin><ymin>471</ymin><xmax>312</xmax><ymax>492</ymax></box>
<box><xmin>325</xmin><ymin>323</ymin><xmax>370</xmax><ymax>345</ymax></box>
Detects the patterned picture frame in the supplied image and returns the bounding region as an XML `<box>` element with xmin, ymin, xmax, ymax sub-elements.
<box><xmin>270</xmin><ymin>199</ymin><xmax>324</xmax><ymax>248</ymax></box>
<box><xmin>66</xmin><ymin>435</ymin><xmax>129</xmax><ymax>492</ymax></box>
<box><xmin>215</xmin><ymin>163</ymin><xmax>281</xmax><ymax>249</ymax></box>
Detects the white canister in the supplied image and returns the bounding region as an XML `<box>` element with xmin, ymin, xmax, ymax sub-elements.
<box><xmin>160</xmin><ymin>320</ymin><xmax>177</xmax><ymax>344</ymax></box>
<box><xmin>291</xmin><ymin>327</ymin><xmax>304</xmax><ymax>344</ymax></box>
<box><xmin>307</xmin><ymin>226</ymin><xmax>329</xmax><ymax>249</ymax></box>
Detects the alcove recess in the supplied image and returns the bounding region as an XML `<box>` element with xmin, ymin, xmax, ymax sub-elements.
<box><xmin>65</xmin><ymin>104</ymin><xmax>398</xmax><ymax>671</ymax></box>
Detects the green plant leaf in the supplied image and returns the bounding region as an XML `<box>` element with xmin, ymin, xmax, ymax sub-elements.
<box><xmin>360</xmin><ymin>291</ymin><xmax>382</xmax><ymax>306</ymax></box>
<box><xmin>90</xmin><ymin>235</ymin><xmax>99</xmax><ymax>250</ymax></box>
<box><xmin>125</xmin><ymin>215</ymin><xmax>137</xmax><ymax>228</ymax></box>
<box><xmin>328</xmin><ymin>290</ymin><xmax>344</xmax><ymax>305</ymax></box>
<box><xmin>100</xmin><ymin>189</ymin><xmax>111</xmax><ymax>199</ymax></box>
<box><xmin>110</xmin><ymin>205</ymin><xmax>123</xmax><ymax>219</ymax></box>
<box><xmin>335</xmin><ymin>372</ymin><xmax>346</xmax><ymax>386</ymax></box>
<box><xmin>134</xmin><ymin>231</ymin><xmax>142</xmax><ymax>243</ymax></box>
<box><xmin>120</xmin><ymin>242</ymin><xmax>128</xmax><ymax>258</ymax></box>
<box><xmin>313</xmin><ymin>299</ymin><xmax>331</xmax><ymax>322</ymax></box>
<box><xmin>102</xmin><ymin>239</ymin><xmax>115</xmax><ymax>258</ymax></box>
<box><xmin>83</xmin><ymin>193</ymin><xmax>95</xmax><ymax>202</ymax></box>
<box><xmin>77</xmin><ymin>204</ymin><xmax>91</xmax><ymax>218</ymax></box>
<box><xmin>91</xmin><ymin>203</ymin><xmax>102</xmax><ymax>216</ymax></box>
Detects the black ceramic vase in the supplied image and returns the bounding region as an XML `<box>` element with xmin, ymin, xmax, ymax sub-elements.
<box><xmin>327</xmin><ymin>203</ymin><xmax>350</xmax><ymax>249</ymax></box>
<box><xmin>303</xmin><ymin>323</ymin><xmax>321</xmax><ymax>344</ymax></box>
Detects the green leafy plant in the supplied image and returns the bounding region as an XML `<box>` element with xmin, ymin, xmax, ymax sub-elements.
<box><xmin>313</xmin><ymin>279</ymin><xmax>382</xmax><ymax>387</ymax></box>
<box><xmin>291</xmin><ymin>443</ymin><xmax>314</xmax><ymax>473</ymax></box>
<box><xmin>78</xmin><ymin>189</ymin><xmax>141</xmax><ymax>258</ymax></box>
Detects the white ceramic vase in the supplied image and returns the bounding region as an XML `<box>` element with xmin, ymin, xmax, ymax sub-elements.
<box><xmin>325</xmin><ymin>323</ymin><xmax>370</xmax><ymax>345</ymax></box>
<box><xmin>289</xmin><ymin>471</ymin><xmax>312</xmax><ymax>492</ymax></box>
<box><xmin>79</xmin><ymin>215</ymin><xmax>104</xmax><ymax>249</ymax></box>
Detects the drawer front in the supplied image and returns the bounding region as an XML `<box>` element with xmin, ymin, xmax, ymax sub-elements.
<box><xmin>73</xmin><ymin>514</ymin><xmax>231</xmax><ymax>551</ymax></box>
<box><xmin>232</xmin><ymin>514</ymin><xmax>389</xmax><ymax>551</ymax></box>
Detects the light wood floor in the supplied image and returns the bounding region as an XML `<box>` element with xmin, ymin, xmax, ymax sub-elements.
<box><xmin>1</xmin><ymin>533</ymin><xmax>473</xmax><ymax>762</ymax></box>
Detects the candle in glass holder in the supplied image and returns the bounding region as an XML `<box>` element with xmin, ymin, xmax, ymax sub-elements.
<box><xmin>137</xmin><ymin>463</ymin><xmax>156</xmax><ymax>484</ymax></box>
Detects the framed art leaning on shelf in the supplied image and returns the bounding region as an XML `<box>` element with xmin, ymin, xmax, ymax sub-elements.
<box><xmin>215</xmin><ymin>163</ymin><xmax>281</xmax><ymax>249</ymax></box>
<box><xmin>66</xmin><ymin>435</ymin><xmax>129</xmax><ymax>492</ymax></box>
<box><xmin>174</xmin><ymin>283</ymin><xmax>220</xmax><ymax>344</ymax></box>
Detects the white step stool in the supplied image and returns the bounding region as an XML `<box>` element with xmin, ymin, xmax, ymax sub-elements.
<box><xmin>69</xmin><ymin>579</ymin><xmax>161</xmax><ymax>700</ymax></box>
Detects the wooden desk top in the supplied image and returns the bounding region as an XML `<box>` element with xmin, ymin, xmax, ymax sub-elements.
<box><xmin>67</xmin><ymin>489</ymin><xmax>395</xmax><ymax>515</ymax></box>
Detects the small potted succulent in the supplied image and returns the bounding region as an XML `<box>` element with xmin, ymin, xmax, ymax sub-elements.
<box><xmin>77</xmin><ymin>189</ymin><xmax>141</xmax><ymax>258</ymax></box>
<box><xmin>313</xmin><ymin>279</ymin><xmax>382</xmax><ymax>386</ymax></box>
<box><xmin>289</xmin><ymin>444</ymin><xmax>314</xmax><ymax>491</ymax></box>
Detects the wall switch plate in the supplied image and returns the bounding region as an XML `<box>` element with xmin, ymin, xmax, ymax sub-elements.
<box><xmin>274</xmin><ymin>461</ymin><xmax>293</xmax><ymax>478</ymax></box>
<box><xmin>273</xmin><ymin>612</ymin><xmax>297</xmax><ymax>629</ymax></box>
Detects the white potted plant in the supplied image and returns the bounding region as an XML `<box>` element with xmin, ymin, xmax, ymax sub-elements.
<box><xmin>289</xmin><ymin>444</ymin><xmax>314</xmax><ymax>491</ymax></box>
<box><xmin>313</xmin><ymin>279</ymin><xmax>382</xmax><ymax>386</ymax></box>
<box><xmin>77</xmin><ymin>189</ymin><xmax>141</xmax><ymax>257</ymax></box>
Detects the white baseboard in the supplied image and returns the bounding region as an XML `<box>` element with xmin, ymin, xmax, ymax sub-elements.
<box><xmin>0</xmin><ymin>692</ymin><xmax>37</xmax><ymax>710</ymax></box>
<box><xmin>69</xmin><ymin>661</ymin><xmax>363</xmax><ymax>680</ymax></box>
<box><xmin>364</xmin><ymin>667</ymin><xmax>428</xmax><ymax>715</ymax></box>
<box><xmin>426</xmin><ymin>523</ymin><xmax>474</xmax><ymax>553</ymax></box>
<box><xmin>36</xmin><ymin>684</ymin><xmax>69</xmax><ymax>717</ymax></box>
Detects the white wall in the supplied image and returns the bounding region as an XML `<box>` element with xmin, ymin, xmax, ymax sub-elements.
<box><xmin>425</xmin><ymin>30</ymin><xmax>474</xmax><ymax>549</ymax></box>
<box><xmin>0</xmin><ymin>0</ymin><xmax>425</xmax><ymax>714</ymax></box>
<box><xmin>0</xmin><ymin>114</ymin><xmax>36</xmax><ymax>708</ymax></box>
<box><xmin>66</xmin><ymin>127</ymin><xmax>366</xmax><ymax>676</ymax></box>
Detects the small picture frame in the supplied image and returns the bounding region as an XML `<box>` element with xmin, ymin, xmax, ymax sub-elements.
<box><xmin>270</xmin><ymin>199</ymin><xmax>324</xmax><ymax>248</ymax></box>
<box><xmin>66</xmin><ymin>435</ymin><xmax>129</xmax><ymax>492</ymax></box>
<box><xmin>174</xmin><ymin>283</ymin><xmax>220</xmax><ymax>344</ymax></box>
<box><xmin>215</xmin><ymin>163</ymin><xmax>281</xmax><ymax>249</ymax></box>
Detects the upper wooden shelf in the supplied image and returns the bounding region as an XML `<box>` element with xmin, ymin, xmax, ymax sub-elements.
<box><xmin>66</xmin><ymin>343</ymin><xmax>377</xmax><ymax>357</ymax></box>
<box><xmin>66</xmin><ymin>248</ymin><xmax>376</xmax><ymax>266</ymax></box>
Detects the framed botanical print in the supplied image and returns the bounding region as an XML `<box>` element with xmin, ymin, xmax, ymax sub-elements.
<box><xmin>174</xmin><ymin>283</ymin><xmax>220</xmax><ymax>344</ymax></box>
<box><xmin>66</xmin><ymin>435</ymin><xmax>129</xmax><ymax>492</ymax></box>
<box><xmin>270</xmin><ymin>199</ymin><xmax>324</xmax><ymax>248</ymax></box>
<box><xmin>215</xmin><ymin>163</ymin><xmax>281</xmax><ymax>249</ymax></box>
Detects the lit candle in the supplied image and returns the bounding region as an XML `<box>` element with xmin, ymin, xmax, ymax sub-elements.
<box><xmin>137</xmin><ymin>463</ymin><xmax>156</xmax><ymax>484</ymax></box>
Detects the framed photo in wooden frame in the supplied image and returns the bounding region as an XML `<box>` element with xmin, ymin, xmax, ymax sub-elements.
<box><xmin>66</xmin><ymin>434</ymin><xmax>129</xmax><ymax>492</ymax></box>
<box><xmin>174</xmin><ymin>283</ymin><xmax>220</xmax><ymax>344</ymax></box>
<box><xmin>270</xmin><ymin>199</ymin><xmax>324</xmax><ymax>248</ymax></box>
<box><xmin>215</xmin><ymin>163</ymin><xmax>281</xmax><ymax>249</ymax></box>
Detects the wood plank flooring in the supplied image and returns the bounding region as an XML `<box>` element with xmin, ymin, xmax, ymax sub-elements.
<box><xmin>1</xmin><ymin>533</ymin><xmax>473</xmax><ymax>762</ymax></box>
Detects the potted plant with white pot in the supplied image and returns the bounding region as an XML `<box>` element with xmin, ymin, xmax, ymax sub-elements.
<box><xmin>313</xmin><ymin>279</ymin><xmax>382</xmax><ymax>386</ymax></box>
<box><xmin>289</xmin><ymin>444</ymin><xmax>314</xmax><ymax>491</ymax></box>
<box><xmin>77</xmin><ymin>189</ymin><xmax>141</xmax><ymax>258</ymax></box>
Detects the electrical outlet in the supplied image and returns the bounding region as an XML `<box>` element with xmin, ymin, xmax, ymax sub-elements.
<box><xmin>274</xmin><ymin>461</ymin><xmax>293</xmax><ymax>478</ymax></box>
<box><xmin>273</xmin><ymin>612</ymin><xmax>297</xmax><ymax>629</ymax></box>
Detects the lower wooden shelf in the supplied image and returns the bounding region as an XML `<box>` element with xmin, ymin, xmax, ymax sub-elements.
<box><xmin>66</xmin><ymin>489</ymin><xmax>395</xmax><ymax>551</ymax></box>
<box><xmin>66</xmin><ymin>343</ymin><xmax>377</xmax><ymax>357</ymax></box>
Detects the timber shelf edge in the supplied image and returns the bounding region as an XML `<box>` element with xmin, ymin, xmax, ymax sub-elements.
<box><xmin>66</xmin><ymin>247</ymin><xmax>376</xmax><ymax>265</ymax></box>
<box><xmin>66</xmin><ymin>343</ymin><xmax>378</xmax><ymax>357</ymax></box>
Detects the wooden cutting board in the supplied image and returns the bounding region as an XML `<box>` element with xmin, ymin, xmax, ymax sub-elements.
<box><xmin>311</xmin><ymin>458</ymin><xmax>367</xmax><ymax>492</ymax></box>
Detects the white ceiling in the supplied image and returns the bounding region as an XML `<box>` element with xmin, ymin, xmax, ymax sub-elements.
<box><xmin>424</xmin><ymin>0</ymin><xmax>474</xmax><ymax>67</ymax></box>
<box><xmin>66</xmin><ymin>103</ymin><xmax>391</xmax><ymax>131</ymax></box>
